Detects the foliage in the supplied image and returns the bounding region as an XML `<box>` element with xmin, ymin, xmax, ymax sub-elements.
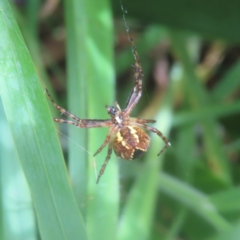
<box><xmin>0</xmin><ymin>0</ymin><xmax>240</xmax><ymax>239</ymax></box>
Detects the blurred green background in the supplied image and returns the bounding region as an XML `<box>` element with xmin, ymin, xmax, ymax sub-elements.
<box><xmin>0</xmin><ymin>0</ymin><xmax>240</xmax><ymax>239</ymax></box>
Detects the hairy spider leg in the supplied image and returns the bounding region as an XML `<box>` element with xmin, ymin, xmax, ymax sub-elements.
<box><xmin>45</xmin><ymin>89</ymin><xmax>81</xmax><ymax>121</ymax></box>
<box><xmin>54</xmin><ymin>118</ymin><xmax>112</xmax><ymax>128</ymax></box>
<box><xmin>121</xmin><ymin>3</ymin><xmax>143</xmax><ymax>115</ymax></box>
<box><xmin>133</xmin><ymin>123</ymin><xmax>171</xmax><ymax>156</ymax></box>
<box><xmin>93</xmin><ymin>128</ymin><xmax>118</xmax><ymax>183</ymax></box>
<box><xmin>46</xmin><ymin>89</ymin><xmax>112</xmax><ymax>128</ymax></box>
<box><xmin>93</xmin><ymin>130</ymin><xmax>114</xmax><ymax>157</ymax></box>
<box><xmin>124</xmin><ymin>40</ymin><xmax>143</xmax><ymax>115</ymax></box>
<box><xmin>130</xmin><ymin>117</ymin><xmax>156</xmax><ymax>124</ymax></box>
<box><xmin>96</xmin><ymin>142</ymin><xmax>113</xmax><ymax>184</ymax></box>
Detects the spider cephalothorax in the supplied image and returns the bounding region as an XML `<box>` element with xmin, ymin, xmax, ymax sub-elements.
<box><xmin>46</xmin><ymin>26</ymin><xmax>170</xmax><ymax>183</ymax></box>
<box><xmin>106</xmin><ymin>103</ymin><xmax>123</xmax><ymax>124</ymax></box>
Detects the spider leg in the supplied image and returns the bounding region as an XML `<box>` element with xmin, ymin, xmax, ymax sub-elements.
<box><xmin>93</xmin><ymin>135</ymin><xmax>111</xmax><ymax>157</ymax></box>
<box><xmin>114</xmin><ymin>101</ymin><xmax>121</xmax><ymax>111</ymax></box>
<box><xmin>130</xmin><ymin>117</ymin><xmax>156</xmax><ymax>124</ymax></box>
<box><xmin>96</xmin><ymin>142</ymin><xmax>113</xmax><ymax>184</ymax></box>
<box><xmin>93</xmin><ymin>127</ymin><xmax>117</xmax><ymax>156</ymax></box>
<box><xmin>94</xmin><ymin>128</ymin><xmax>118</xmax><ymax>183</ymax></box>
<box><xmin>124</xmin><ymin>39</ymin><xmax>143</xmax><ymax>115</ymax></box>
<box><xmin>45</xmin><ymin>88</ymin><xmax>81</xmax><ymax>121</ymax></box>
<box><xmin>54</xmin><ymin>118</ymin><xmax>112</xmax><ymax>128</ymax></box>
<box><xmin>136</xmin><ymin>124</ymin><xmax>171</xmax><ymax>156</ymax></box>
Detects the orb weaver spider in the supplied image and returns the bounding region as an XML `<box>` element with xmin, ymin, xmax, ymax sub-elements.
<box><xmin>46</xmin><ymin>29</ymin><xmax>170</xmax><ymax>183</ymax></box>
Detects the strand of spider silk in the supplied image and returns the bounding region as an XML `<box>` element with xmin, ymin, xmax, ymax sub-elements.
<box><xmin>119</xmin><ymin>0</ymin><xmax>129</xmax><ymax>39</ymax></box>
<box><xmin>56</xmin><ymin>130</ymin><xmax>98</xmax><ymax>180</ymax></box>
<box><xmin>119</xmin><ymin>0</ymin><xmax>138</xmax><ymax>62</ymax></box>
<box><xmin>120</xmin><ymin>1</ymin><xmax>151</xmax><ymax>108</ymax></box>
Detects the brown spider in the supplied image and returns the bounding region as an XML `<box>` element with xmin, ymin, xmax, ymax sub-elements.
<box><xmin>46</xmin><ymin>35</ymin><xmax>170</xmax><ymax>183</ymax></box>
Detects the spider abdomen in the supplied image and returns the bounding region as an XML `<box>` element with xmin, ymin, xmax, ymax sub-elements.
<box><xmin>113</xmin><ymin>126</ymin><xmax>150</xmax><ymax>160</ymax></box>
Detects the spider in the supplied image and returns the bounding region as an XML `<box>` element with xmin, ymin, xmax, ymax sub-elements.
<box><xmin>46</xmin><ymin>34</ymin><xmax>170</xmax><ymax>183</ymax></box>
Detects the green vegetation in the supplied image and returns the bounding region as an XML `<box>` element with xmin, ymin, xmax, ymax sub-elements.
<box><xmin>0</xmin><ymin>0</ymin><xmax>240</xmax><ymax>239</ymax></box>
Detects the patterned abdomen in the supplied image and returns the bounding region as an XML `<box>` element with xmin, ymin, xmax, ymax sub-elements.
<box><xmin>113</xmin><ymin>126</ymin><xmax>150</xmax><ymax>160</ymax></box>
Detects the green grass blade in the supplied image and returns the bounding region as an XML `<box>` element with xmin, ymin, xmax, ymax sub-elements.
<box><xmin>0</xmin><ymin>1</ymin><xmax>87</xmax><ymax>239</ymax></box>
<box><xmin>159</xmin><ymin>173</ymin><xmax>231</xmax><ymax>232</ymax></box>
<box><xmin>117</xmin><ymin>161</ymin><xmax>160</xmax><ymax>240</ymax></box>
<box><xmin>164</xmin><ymin>208</ymin><xmax>188</xmax><ymax>240</ymax></box>
<box><xmin>209</xmin><ymin>187</ymin><xmax>240</xmax><ymax>213</ymax></box>
<box><xmin>0</xmin><ymin>100</ymin><xmax>36</xmax><ymax>240</ymax></box>
<box><xmin>211</xmin><ymin>59</ymin><xmax>240</xmax><ymax>101</ymax></box>
<box><xmin>173</xmin><ymin>100</ymin><xmax>240</xmax><ymax>127</ymax></box>
<box><xmin>209</xmin><ymin>221</ymin><xmax>240</xmax><ymax>240</ymax></box>
<box><xmin>64</xmin><ymin>0</ymin><xmax>119</xmax><ymax>239</ymax></box>
<box><xmin>64</xmin><ymin>0</ymin><xmax>89</xmax><ymax>215</ymax></box>
<box><xmin>117</xmin><ymin>93</ymin><xmax>173</xmax><ymax>240</ymax></box>
<box><xmin>170</xmin><ymin>31</ymin><xmax>232</xmax><ymax>186</ymax></box>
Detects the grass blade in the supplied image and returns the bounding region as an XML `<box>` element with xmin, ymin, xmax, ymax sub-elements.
<box><xmin>0</xmin><ymin>1</ymin><xmax>87</xmax><ymax>239</ymax></box>
<box><xmin>64</xmin><ymin>0</ymin><xmax>119</xmax><ymax>239</ymax></box>
<box><xmin>209</xmin><ymin>187</ymin><xmax>240</xmax><ymax>213</ymax></box>
<box><xmin>170</xmin><ymin>31</ymin><xmax>232</xmax><ymax>186</ymax></box>
<box><xmin>118</xmin><ymin>92</ymin><xmax>173</xmax><ymax>240</ymax></box>
<box><xmin>159</xmin><ymin>173</ymin><xmax>231</xmax><ymax>232</ymax></box>
<box><xmin>211</xmin><ymin>59</ymin><xmax>240</xmax><ymax>101</ymax></box>
<box><xmin>0</xmin><ymin>100</ymin><xmax>36</xmax><ymax>240</ymax></box>
<box><xmin>173</xmin><ymin>100</ymin><xmax>240</xmax><ymax>127</ymax></box>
